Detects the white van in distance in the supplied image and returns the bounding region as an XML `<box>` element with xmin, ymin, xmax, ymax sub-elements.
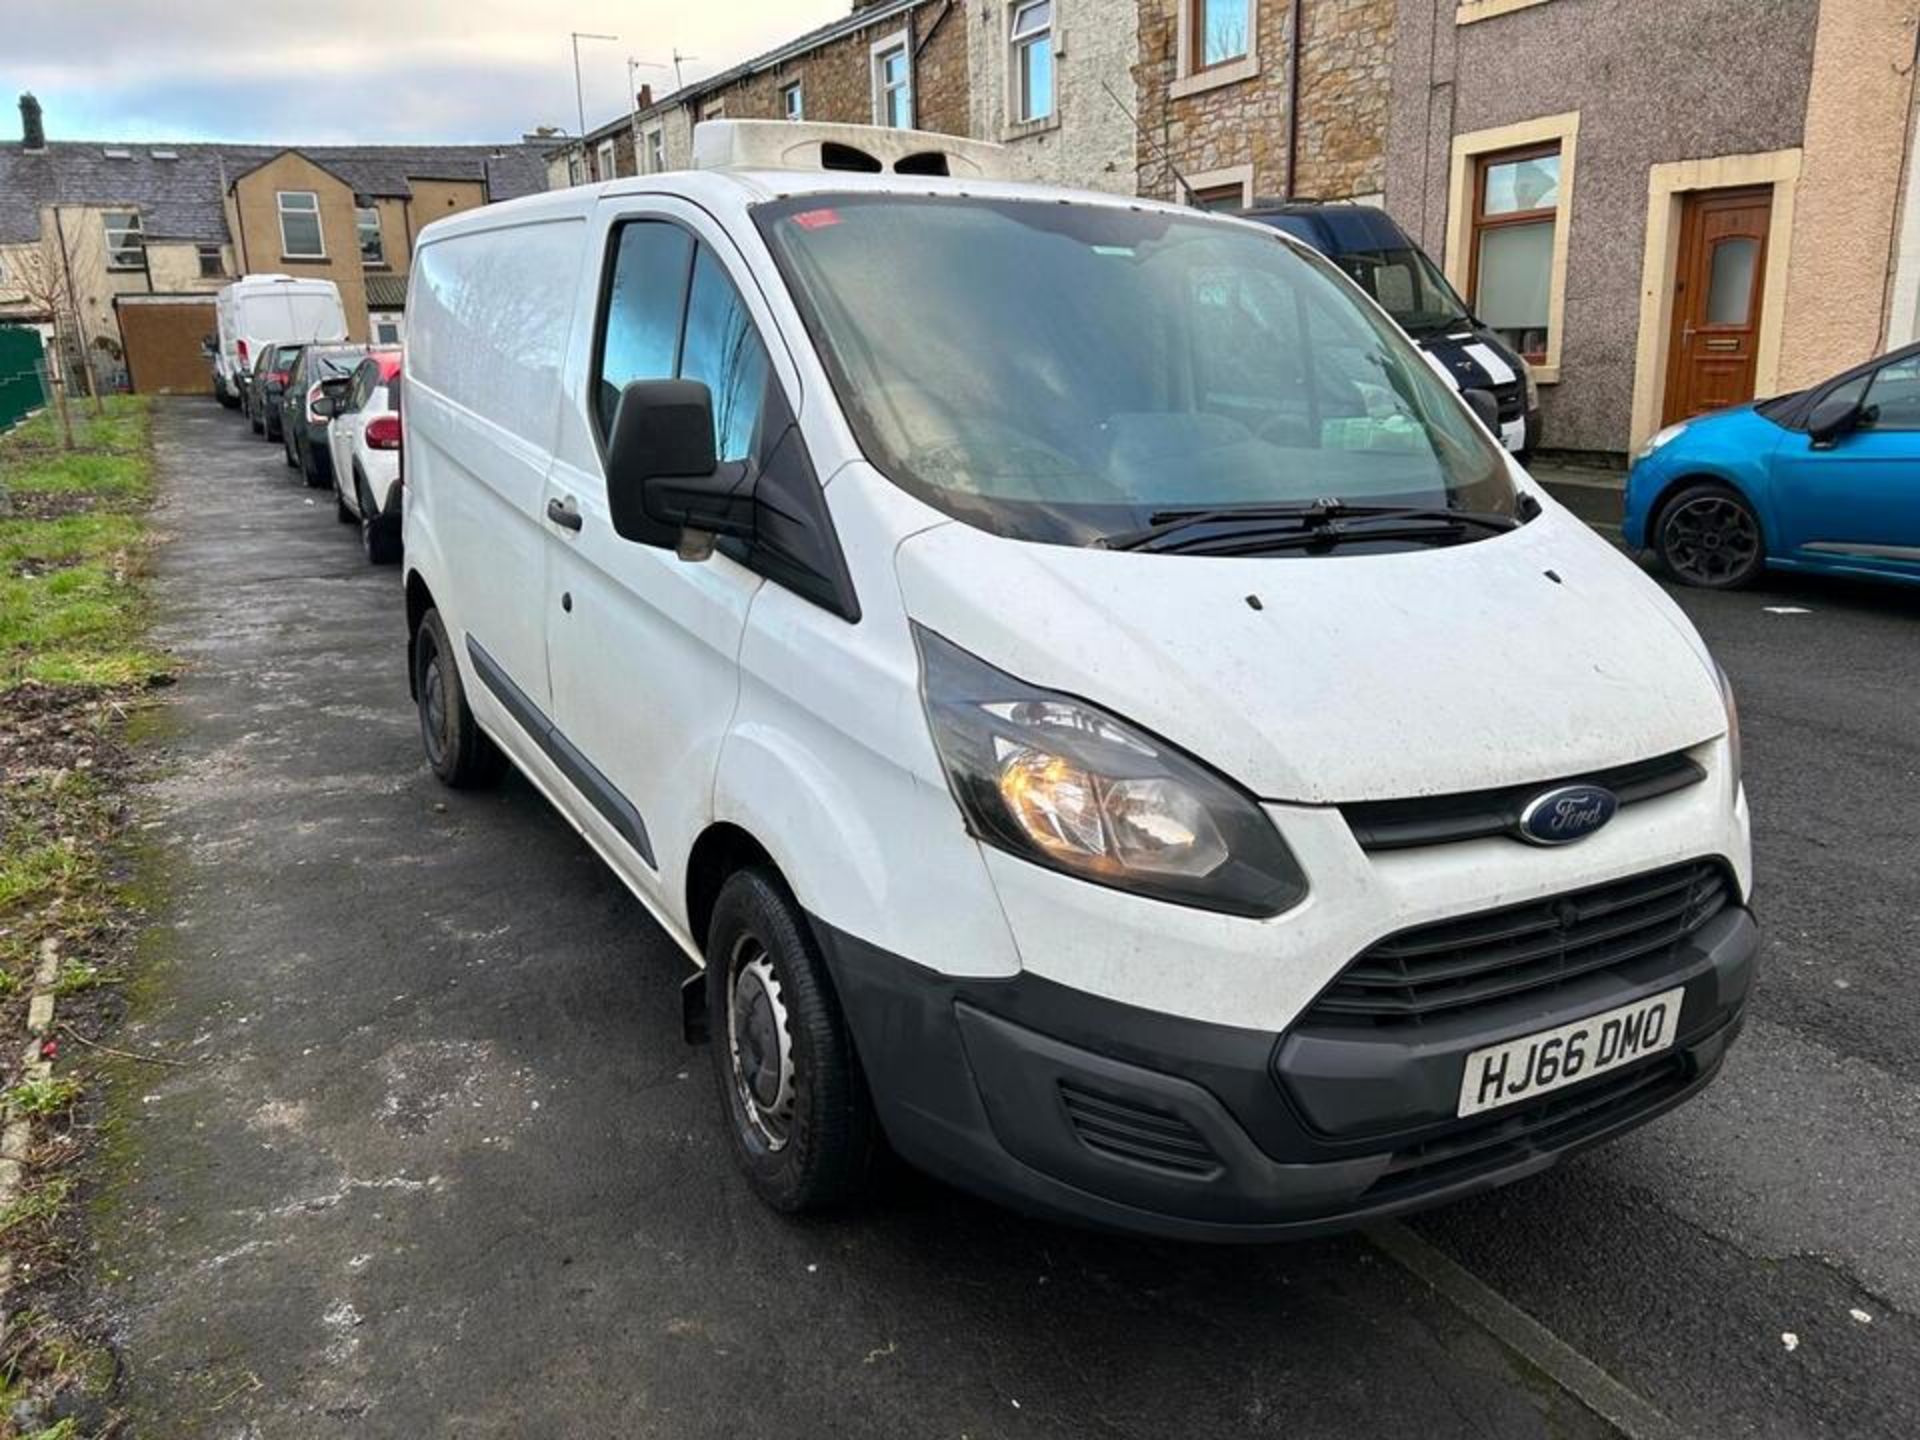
<box><xmin>212</xmin><ymin>274</ymin><xmax>348</xmax><ymax>408</ymax></box>
<box><xmin>400</xmin><ymin>121</ymin><xmax>1756</xmax><ymax>1239</ymax></box>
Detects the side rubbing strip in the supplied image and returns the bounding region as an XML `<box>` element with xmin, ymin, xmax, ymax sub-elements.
<box><xmin>465</xmin><ymin>636</ymin><xmax>656</xmax><ymax>867</ymax></box>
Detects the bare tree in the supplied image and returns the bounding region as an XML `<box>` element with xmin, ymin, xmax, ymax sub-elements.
<box><xmin>3</xmin><ymin>240</ymin><xmax>80</xmax><ymax>449</ymax></box>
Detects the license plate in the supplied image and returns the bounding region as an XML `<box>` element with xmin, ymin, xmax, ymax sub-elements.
<box><xmin>1456</xmin><ymin>987</ymin><xmax>1684</xmax><ymax>1119</ymax></box>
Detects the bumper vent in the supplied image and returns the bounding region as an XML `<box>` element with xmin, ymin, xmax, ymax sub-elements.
<box><xmin>1341</xmin><ymin>750</ymin><xmax>1705</xmax><ymax>852</ymax></box>
<box><xmin>1494</xmin><ymin>381</ymin><xmax>1525</xmax><ymax>423</ymax></box>
<box><xmin>1058</xmin><ymin>1083</ymin><xmax>1222</xmax><ymax>1178</ymax></box>
<box><xmin>1307</xmin><ymin>860</ymin><xmax>1732</xmax><ymax>1028</ymax></box>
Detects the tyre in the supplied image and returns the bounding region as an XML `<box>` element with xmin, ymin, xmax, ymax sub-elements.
<box><xmin>705</xmin><ymin>868</ymin><xmax>877</xmax><ymax>1213</ymax></box>
<box><xmin>360</xmin><ymin>478</ymin><xmax>401</xmax><ymax>565</ymax></box>
<box><xmin>303</xmin><ymin>446</ymin><xmax>330</xmax><ymax>489</ymax></box>
<box><xmin>217</xmin><ymin>388</ymin><xmax>239</xmax><ymax>410</ymax></box>
<box><xmin>1653</xmin><ymin>481</ymin><xmax>1766</xmax><ymax>589</ymax></box>
<box><xmin>412</xmin><ymin>609</ymin><xmax>504</xmax><ymax>789</ymax></box>
<box><xmin>250</xmin><ymin>406</ymin><xmax>262</xmax><ymax>435</ymax></box>
<box><xmin>283</xmin><ymin>429</ymin><xmax>299</xmax><ymax>469</ymax></box>
<box><xmin>334</xmin><ymin>476</ymin><xmax>355</xmax><ymax>524</ymax></box>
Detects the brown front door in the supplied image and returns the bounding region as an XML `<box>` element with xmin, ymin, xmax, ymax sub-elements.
<box><xmin>1663</xmin><ymin>187</ymin><xmax>1772</xmax><ymax>425</ymax></box>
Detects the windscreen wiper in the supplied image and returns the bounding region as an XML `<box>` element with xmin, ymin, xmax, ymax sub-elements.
<box><xmin>1097</xmin><ymin>498</ymin><xmax>1525</xmax><ymax>554</ymax></box>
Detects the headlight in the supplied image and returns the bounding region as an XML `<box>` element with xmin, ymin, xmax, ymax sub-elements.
<box><xmin>915</xmin><ymin>625</ymin><xmax>1307</xmax><ymax>917</ymax></box>
<box><xmin>1636</xmin><ymin>421</ymin><xmax>1689</xmax><ymax>462</ymax></box>
<box><xmin>1715</xmin><ymin>662</ymin><xmax>1742</xmax><ymax>796</ymax></box>
<box><xmin>1521</xmin><ymin>359</ymin><xmax>1539</xmax><ymax>410</ymax></box>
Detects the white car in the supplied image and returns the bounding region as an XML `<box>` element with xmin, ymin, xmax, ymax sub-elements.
<box><xmin>323</xmin><ymin>350</ymin><xmax>404</xmax><ymax>564</ymax></box>
<box><xmin>399</xmin><ymin>121</ymin><xmax>1757</xmax><ymax>1240</ymax></box>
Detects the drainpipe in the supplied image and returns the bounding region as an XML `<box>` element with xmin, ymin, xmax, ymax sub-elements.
<box><xmin>1286</xmin><ymin>0</ymin><xmax>1304</xmax><ymax>199</ymax></box>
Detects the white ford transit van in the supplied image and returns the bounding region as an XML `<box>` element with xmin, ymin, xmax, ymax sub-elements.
<box><xmin>401</xmin><ymin>121</ymin><xmax>1756</xmax><ymax>1240</ymax></box>
<box><xmin>213</xmin><ymin>275</ymin><xmax>348</xmax><ymax>407</ymax></box>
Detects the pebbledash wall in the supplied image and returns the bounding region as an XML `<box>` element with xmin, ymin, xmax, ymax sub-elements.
<box><xmin>1385</xmin><ymin>0</ymin><xmax>1918</xmax><ymax>457</ymax></box>
<box><xmin>1137</xmin><ymin>0</ymin><xmax>1396</xmax><ymax>207</ymax></box>
<box><xmin>967</xmin><ymin>0</ymin><xmax>1139</xmax><ymax>193</ymax></box>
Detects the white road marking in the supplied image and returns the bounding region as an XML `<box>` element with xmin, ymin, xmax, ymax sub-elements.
<box><xmin>1763</xmin><ymin>606</ymin><xmax>1812</xmax><ymax>615</ymax></box>
<box><xmin>1369</xmin><ymin>1221</ymin><xmax>1689</xmax><ymax>1440</ymax></box>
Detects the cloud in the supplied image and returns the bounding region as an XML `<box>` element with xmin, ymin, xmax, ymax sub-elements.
<box><xmin>8</xmin><ymin>0</ymin><xmax>846</xmax><ymax>143</ymax></box>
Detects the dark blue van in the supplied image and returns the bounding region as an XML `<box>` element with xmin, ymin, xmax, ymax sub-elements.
<box><xmin>1241</xmin><ymin>203</ymin><xmax>1542</xmax><ymax>455</ymax></box>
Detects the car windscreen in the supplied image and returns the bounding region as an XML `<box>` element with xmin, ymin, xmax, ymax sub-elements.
<box><xmin>1332</xmin><ymin>246</ymin><xmax>1473</xmax><ymax>337</ymax></box>
<box><xmin>756</xmin><ymin>194</ymin><xmax>1514</xmax><ymax>546</ymax></box>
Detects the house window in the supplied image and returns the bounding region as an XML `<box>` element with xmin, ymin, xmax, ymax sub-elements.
<box><xmin>277</xmin><ymin>191</ymin><xmax>324</xmax><ymax>259</ymax></box>
<box><xmin>196</xmin><ymin>243</ymin><xmax>224</xmax><ymax>278</ymax></box>
<box><xmin>702</xmin><ymin>100</ymin><xmax>727</xmax><ymax>122</ymax></box>
<box><xmin>1193</xmin><ymin>0</ymin><xmax>1251</xmax><ymax>69</ymax></box>
<box><xmin>782</xmin><ymin>83</ymin><xmax>803</xmax><ymax>121</ymax></box>
<box><xmin>646</xmin><ymin>128</ymin><xmax>666</xmax><ymax>172</ymax></box>
<box><xmin>568</xmin><ymin>152</ymin><xmax>585</xmax><ymax>185</ymax></box>
<box><xmin>1468</xmin><ymin>143</ymin><xmax>1561</xmax><ymax>362</ymax></box>
<box><xmin>874</xmin><ymin>39</ymin><xmax>912</xmax><ymax>128</ymax></box>
<box><xmin>373</xmin><ymin>317</ymin><xmax>402</xmax><ymax>345</ymax></box>
<box><xmin>1011</xmin><ymin>1</ymin><xmax>1053</xmax><ymax>122</ymax></box>
<box><xmin>596</xmin><ymin>139</ymin><xmax>616</xmax><ymax>180</ymax></box>
<box><xmin>103</xmin><ymin>211</ymin><xmax>144</xmax><ymax>270</ymax></box>
<box><xmin>355</xmin><ymin>206</ymin><xmax>384</xmax><ymax>265</ymax></box>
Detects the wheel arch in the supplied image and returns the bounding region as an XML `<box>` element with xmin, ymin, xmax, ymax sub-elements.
<box><xmin>404</xmin><ymin>570</ymin><xmax>435</xmax><ymax>700</ymax></box>
<box><xmin>1646</xmin><ymin>470</ymin><xmax>1768</xmax><ymax>553</ymax></box>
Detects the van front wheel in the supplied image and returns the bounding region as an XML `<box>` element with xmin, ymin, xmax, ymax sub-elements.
<box><xmin>706</xmin><ymin>869</ymin><xmax>876</xmax><ymax>1213</ymax></box>
<box><xmin>412</xmin><ymin>609</ymin><xmax>504</xmax><ymax>789</ymax></box>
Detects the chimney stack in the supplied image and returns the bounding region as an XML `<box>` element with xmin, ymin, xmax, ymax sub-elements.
<box><xmin>637</xmin><ymin>84</ymin><xmax>653</xmax><ymax>110</ymax></box>
<box><xmin>20</xmin><ymin>93</ymin><xmax>45</xmax><ymax>151</ymax></box>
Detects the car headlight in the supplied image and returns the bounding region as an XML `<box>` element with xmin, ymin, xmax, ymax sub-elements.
<box><xmin>1715</xmin><ymin>662</ymin><xmax>1742</xmax><ymax>796</ymax></box>
<box><xmin>1521</xmin><ymin>359</ymin><xmax>1539</xmax><ymax>410</ymax></box>
<box><xmin>1636</xmin><ymin>421</ymin><xmax>1689</xmax><ymax>462</ymax></box>
<box><xmin>915</xmin><ymin>625</ymin><xmax>1307</xmax><ymax>917</ymax></box>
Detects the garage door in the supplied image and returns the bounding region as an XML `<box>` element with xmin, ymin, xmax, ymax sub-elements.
<box><xmin>117</xmin><ymin>299</ymin><xmax>216</xmax><ymax>395</ymax></box>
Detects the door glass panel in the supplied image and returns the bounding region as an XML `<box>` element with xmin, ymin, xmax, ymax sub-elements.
<box><xmin>1475</xmin><ymin>220</ymin><xmax>1553</xmax><ymax>357</ymax></box>
<box><xmin>680</xmin><ymin>246</ymin><xmax>771</xmax><ymax>463</ymax></box>
<box><xmin>1482</xmin><ymin>153</ymin><xmax>1560</xmax><ymax>215</ymax></box>
<box><xmin>597</xmin><ymin>221</ymin><xmax>695</xmax><ymax>439</ymax></box>
<box><xmin>1706</xmin><ymin>237</ymin><xmax>1758</xmax><ymax>326</ymax></box>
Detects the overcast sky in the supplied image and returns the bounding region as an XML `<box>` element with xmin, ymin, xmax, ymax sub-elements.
<box><xmin>7</xmin><ymin>1</ymin><xmax>847</xmax><ymax>145</ymax></box>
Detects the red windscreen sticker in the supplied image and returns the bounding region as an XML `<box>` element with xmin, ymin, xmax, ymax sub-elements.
<box><xmin>790</xmin><ymin>208</ymin><xmax>842</xmax><ymax>230</ymax></box>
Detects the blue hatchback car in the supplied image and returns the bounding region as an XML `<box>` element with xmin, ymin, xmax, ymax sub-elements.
<box><xmin>1624</xmin><ymin>342</ymin><xmax>1920</xmax><ymax>589</ymax></box>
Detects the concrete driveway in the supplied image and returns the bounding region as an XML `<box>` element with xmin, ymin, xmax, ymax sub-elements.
<box><xmin>96</xmin><ymin>400</ymin><xmax>1919</xmax><ymax>1437</ymax></box>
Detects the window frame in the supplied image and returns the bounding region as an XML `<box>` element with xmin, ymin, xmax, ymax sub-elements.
<box><xmin>196</xmin><ymin>242</ymin><xmax>225</xmax><ymax>279</ymax></box>
<box><xmin>871</xmin><ymin>32</ymin><xmax>913</xmax><ymax>129</ymax></box>
<box><xmin>355</xmin><ymin>205</ymin><xmax>385</xmax><ymax>267</ymax></box>
<box><xmin>1009</xmin><ymin>0</ymin><xmax>1055</xmax><ymax>125</ymax></box>
<box><xmin>1444</xmin><ymin>111</ymin><xmax>1578</xmax><ymax>384</ymax></box>
<box><xmin>1862</xmin><ymin>355</ymin><xmax>1920</xmax><ymax>432</ymax></box>
<box><xmin>276</xmin><ymin>190</ymin><xmax>326</xmax><ymax>260</ymax></box>
<box><xmin>781</xmin><ymin>82</ymin><xmax>804</xmax><ymax>121</ymax></box>
<box><xmin>645</xmin><ymin>128</ymin><xmax>666</xmax><ymax>172</ymax></box>
<box><xmin>1190</xmin><ymin>0</ymin><xmax>1252</xmax><ymax>72</ymax></box>
<box><xmin>1465</xmin><ymin>141</ymin><xmax>1560</xmax><ymax>364</ymax></box>
<box><xmin>596</xmin><ymin>139</ymin><xmax>617</xmax><ymax>181</ymax></box>
<box><xmin>102</xmin><ymin>211</ymin><xmax>144</xmax><ymax>271</ymax></box>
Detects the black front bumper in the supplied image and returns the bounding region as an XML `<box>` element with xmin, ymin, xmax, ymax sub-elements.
<box><xmin>815</xmin><ymin>901</ymin><xmax>1757</xmax><ymax>1242</ymax></box>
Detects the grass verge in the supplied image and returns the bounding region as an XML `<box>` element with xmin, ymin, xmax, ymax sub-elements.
<box><xmin>0</xmin><ymin>395</ymin><xmax>166</xmax><ymax>1438</ymax></box>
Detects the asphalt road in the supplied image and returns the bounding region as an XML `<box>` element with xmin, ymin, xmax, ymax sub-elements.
<box><xmin>96</xmin><ymin>401</ymin><xmax>1917</xmax><ymax>1437</ymax></box>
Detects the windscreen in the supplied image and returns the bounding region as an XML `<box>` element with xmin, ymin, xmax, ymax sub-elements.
<box><xmin>756</xmin><ymin>195</ymin><xmax>1513</xmax><ymax>545</ymax></box>
<box><xmin>1331</xmin><ymin>246</ymin><xmax>1473</xmax><ymax>338</ymax></box>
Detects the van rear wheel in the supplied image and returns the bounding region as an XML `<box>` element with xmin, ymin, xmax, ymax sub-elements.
<box><xmin>412</xmin><ymin>608</ymin><xmax>504</xmax><ymax>789</ymax></box>
<box><xmin>706</xmin><ymin>868</ymin><xmax>876</xmax><ymax>1213</ymax></box>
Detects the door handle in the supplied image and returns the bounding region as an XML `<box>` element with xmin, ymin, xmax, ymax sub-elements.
<box><xmin>545</xmin><ymin>496</ymin><xmax>583</xmax><ymax>532</ymax></box>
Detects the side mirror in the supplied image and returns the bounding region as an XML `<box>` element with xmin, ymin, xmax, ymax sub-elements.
<box><xmin>605</xmin><ymin>379</ymin><xmax>753</xmax><ymax>555</ymax></box>
<box><xmin>312</xmin><ymin>395</ymin><xmax>339</xmax><ymax>418</ymax></box>
<box><xmin>1807</xmin><ymin>395</ymin><xmax>1866</xmax><ymax>447</ymax></box>
<box><xmin>1462</xmin><ymin>386</ymin><xmax>1501</xmax><ymax>433</ymax></box>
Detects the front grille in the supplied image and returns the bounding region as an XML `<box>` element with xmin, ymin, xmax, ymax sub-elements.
<box><xmin>1494</xmin><ymin>381</ymin><xmax>1526</xmax><ymax>423</ymax></box>
<box><xmin>1341</xmin><ymin>749</ymin><xmax>1705</xmax><ymax>851</ymax></box>
<box><xmin>1306</xmin><ymin>860</ymin><xmax>1732</xmax><ymax>1028</ymax></box>
<box><xmin>1360</xmin><ymin>1054</ymin><xmax>1690</xmax><ymax>1205</ymax></box>
<box><xmin>1058</xmin><ymin>1082</ymin><xmax>1222</xmax><ymax>1178</ymax></box>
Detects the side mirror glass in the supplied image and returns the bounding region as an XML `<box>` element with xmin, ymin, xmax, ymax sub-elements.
<box><xmin>1462</xmin><ymin>386</ymin><xmax>1501</xmax><ymax>433</ymax></box>
<box><xmin>313</xmin><ymin>396</ymin><xmax>338</xmax><ymax>417</ymax></box>
<box><xmin>605</xmin><ymin>378</ymin><xmax>752</xmax><ymax>554</ymax></box>
<box><xmin>1807</xmin><ymin>395</ymin><xmax>1864</xmax><ymax>447</ymax></box>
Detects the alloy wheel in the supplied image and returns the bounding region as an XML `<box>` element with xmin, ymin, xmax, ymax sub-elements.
<box><xmin>1661</xmin><ymin>495</ymin><xmax>1760</xmax><ymax>586</ymax></box>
